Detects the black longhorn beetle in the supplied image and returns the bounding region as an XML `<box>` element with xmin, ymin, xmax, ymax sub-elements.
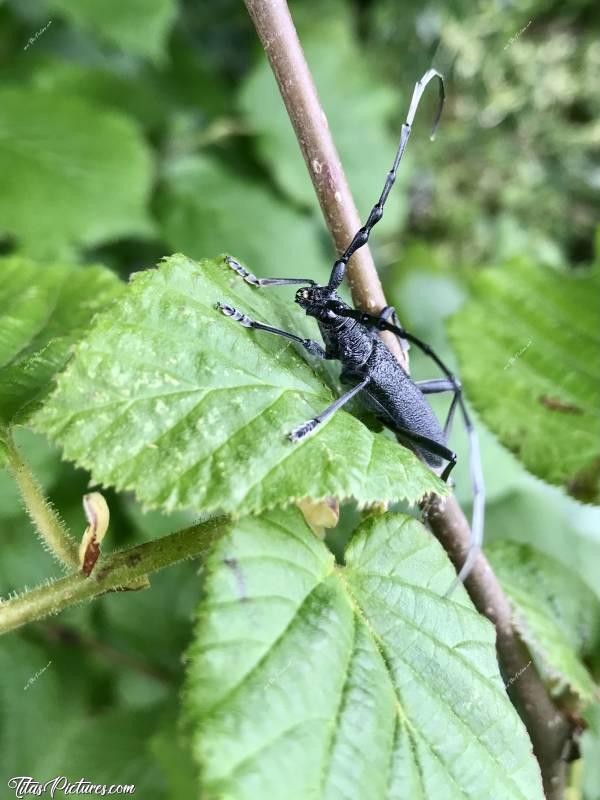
<box><xmin>217</xmin><ymin>69</ymin><xmax>484</xmax><ymax>592</ymax></box>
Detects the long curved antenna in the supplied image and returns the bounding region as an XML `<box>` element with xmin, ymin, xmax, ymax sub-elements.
<box><xmin>328</xmin><ymin>69</ymin><xmax>445</xmax><ymax>290</ymax></box>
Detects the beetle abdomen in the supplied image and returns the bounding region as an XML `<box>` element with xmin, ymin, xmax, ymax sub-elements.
<box><xmin>359</xmin><ymin>340</ymin><xmax>446</xmax><ymax>467</ymax></box>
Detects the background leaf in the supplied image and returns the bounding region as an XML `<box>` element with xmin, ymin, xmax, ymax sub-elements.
<box><xmin>240</xmin><ymin>10</ymin><xmax>406</xmax><ymax>232</ymax></box>
<box><xmin>488</xmin><ymin>540</ymin><xmax>600</xmax><ymax>703</ymax></box>
<box><xmin>581</xmin><ymin>704</ymin><xmax>600</xmax><ymax>800</ymax></box>
<box><xmin>385</xmin><ymin>259</ymin><xmax>532</xmax><ymax>510</ymax></box>
<box><xmin>0</xmin><ymin>635</ymin><xmax>193</xmax><ymax>799</ymax></box>
<box><xmin>484</xmin><ymin>482</ymin><xmax>600</xmax><ymax>604</ymax></box>
<box><xmin>0</xmin><ymin>87</ymin><xmax>154</xmax><ymax>258</ymax></box>
<box><xmin>184</xmin><ymin>507</ymin><xmax>544</xmax><ymax>800</ymax></box>
<box><xmin>0</xmin><ymin>256</ymin><xmax>123</xmax><ymax>430</ymax></box>
<box><xmin>156</xmin><ymin>155</ymin><xmax>330</xmax><ymax>284</ymax></box>
<box><xmin>45</xmin><ymin>0</ymin><xmax>176</xmax><ymax>62</ymax></box>
<box><xmin>29</xmin><ymin>61</ymin><xmax>167</xmax><ymax>132</ymax></box>
<box><xmin>34</xmin><ymin>254</ymin><xmax>445</xmax><ymax>516</ymax></box>
<box><xmin>448</xmin><ymin>259</ymin><xmax>600</xmax><ymax>503</ymax></box>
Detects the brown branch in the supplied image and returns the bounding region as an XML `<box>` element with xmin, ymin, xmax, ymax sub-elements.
<box><xmin>424</xmin><ymin>494</ymin><xmax>575</xmax><ymax>798</ymax></box>
<box><xmin>243</xmin><ymin>2</ymin><xmax>576</xmax><ymax>796</ymax></box>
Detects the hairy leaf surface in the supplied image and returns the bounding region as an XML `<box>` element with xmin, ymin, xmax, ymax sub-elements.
<box><xmin>184</xmin><ymin>508</ymin><xmax>544</xmax><ymax>800</ymax></box>
<box><xmin>34</xmin><ymin>254</ymin><xmax>444</xmax><ymax>515</ymax></box>
<box><xmin>488</xmin><ymin>540</ymin><xmax>600</xmax><ymax>703</ymax></box>
<box><xmin>448</xmin><ymin>260</ymin><xmax>600</xmax><ymax>502</ymax></box>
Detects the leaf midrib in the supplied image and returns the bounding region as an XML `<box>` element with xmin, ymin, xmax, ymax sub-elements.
<box><xmin>340</xmin><ymin>573</ymin><xmax>533</xmax><ymax>800</ymax></box>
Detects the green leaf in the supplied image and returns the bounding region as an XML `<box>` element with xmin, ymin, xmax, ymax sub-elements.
<box><xmin>150</xmin><ymin>712</ymin><xmax>200</xmax><ymax>800</ymax></box>
<box><xmin>386</xmin><ymin>262</ymin><xmax>531</xmax><ymax>507</ymax></box>
<box><xmin>484</xmin><ymin>485</ymin><xmax>600</xmax><ymax>604</ymax></box>
<box><xmin>0</xmin><ymin>636</ymin><xmax>84</xmax><ymax>781</ymax></box>
<box><xmin>448</xmin><ymin>260</ymin><xmax>600</xmax><ymax>503</ymax></box>
<box><xmin>34</xmin><ymin>254</ymin><xmax>445</xmax><ymax>515</ymax></box>
<box><xmin>0</xmin><ymin>256</ymin><xmax>124</xmax><ymax>427</ymax></box>
<box><xmin>46</xmin><ymin>0</ymin><xmax>176</xmax><ymax>62</ymax></box>
<box><xmin>0</xmin><ymin>635</ymin><xmax>171</xmax><ymax>797</ymax></box>
<box><xmin>487</xmin><ymin>540</ymin><xmax>600</xmax><ymax>703</ymax></box>
<box><xmin>98</xmin><ymin>561</ymin><xmax>203</xmax><ymax>680</ymax></box>
<box><xmin>29</xmin><ymin>60</ymin><xmax>167</xmax><ymax>131</ymax></box>
<box><xmin>36</xmin><ymin>709</ymin><xmax>168</xmax><ymax>794</ymax></box>
<box><xmin>156</xmin><ymin>155</ymin><xmax>331</xmax><ymax>285</ymax></box>
<box><xmin>184</xmin><ymin>507</ymin><xmax>544</xmax><ymax>800</ymax></box>
<box><xmin>239</xmin><ymin>12</ymin><xmax>406</xmax><ymax>231</ymax></box>
<box><xmin>0</xmin><ymin>87</ymin><xmax>154</xmax><ymax>257</ymax></box>
<box><xmin>581</xmin><ymin>704</ymin><xmax>600</xmax><ymax>800</ymax></box>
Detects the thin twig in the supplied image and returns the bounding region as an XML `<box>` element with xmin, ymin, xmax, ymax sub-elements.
<box><xmin>243</xmin><ymin>2</ymin><xmax>575</xmax><ymax>796</ymax></box>
<box><xmin>5</xmin><ymin>430</ymin><xmax>79</xmax><ymax>570</ymax></box>
<box><xmin>0</xmin><ymin>517</ymin><xmax>226</xmax><ymax>635</ymax></box>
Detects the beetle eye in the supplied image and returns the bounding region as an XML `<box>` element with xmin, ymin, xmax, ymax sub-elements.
<box><xmin>302</xmin><ymin>290</ymin><xmax>309</xmax><ymax>298</ymax></box>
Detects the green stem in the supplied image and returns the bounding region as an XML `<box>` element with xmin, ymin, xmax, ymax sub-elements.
<box><xmin>5</xmin><ymin>431</ymin><xmax>79</xmax><ymax>569</ymax></box>
<box><xmin>0</xmin><ymin>517</ymin><xmax>228</xmax><ymax>635</ymax></box>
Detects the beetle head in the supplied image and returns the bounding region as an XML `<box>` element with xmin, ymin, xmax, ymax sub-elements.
<box><xmin>295</xmin><ymin>285</ymin><xmax>339</xmax><ymax>320</ymax></box>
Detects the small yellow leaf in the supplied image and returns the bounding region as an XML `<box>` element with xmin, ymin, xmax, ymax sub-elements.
<box><xmin>296</xmin><ymin>497</ymin><xmax>339</xmax><ymax>538</ymax></box>
<box><xmin>79</xmin><ymin>491</ymin><xmax>110</xmax><ymax>576</ymax></box>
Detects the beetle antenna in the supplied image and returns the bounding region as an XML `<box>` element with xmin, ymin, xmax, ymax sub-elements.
<box><xmin>328</xmin><ymin>69</ymin><xmax>445</xmax><ymax>291</ymax></box>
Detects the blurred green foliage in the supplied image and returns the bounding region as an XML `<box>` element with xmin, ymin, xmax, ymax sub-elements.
<box><xmin>1</xmin><ymin>0</ymin><xmax>599</xmax><ymax>797</ymax></box>
<box><xmin>2</xmin><ymin>0</ymin><xmax>598</xmax><ymax>273</ymax></box>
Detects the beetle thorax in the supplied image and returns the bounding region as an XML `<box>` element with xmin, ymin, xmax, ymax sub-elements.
<box><xmin>318</xmin><ymin>314</ymin><xmax>375</xmax><ymax>367</ymax></box>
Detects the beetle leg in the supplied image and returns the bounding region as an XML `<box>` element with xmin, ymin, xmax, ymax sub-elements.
<box><xmin>217</xmin><ymin>302</ymin><xmax>327</xmax><ymax>359</ymax></box>
<box><xmin>288</xmin><ymin>378</ymin><xmax>370</xmax><ymax>443</ymax></box>
<box><xmin>224</xmin><ymin>256</ymin><xmax>316</xmax><ymax>288</ymax></box>
<box><xmin>416</xmin><ymin>378</ymin><xmax>462</xmax><ymax>440</ymax></box>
